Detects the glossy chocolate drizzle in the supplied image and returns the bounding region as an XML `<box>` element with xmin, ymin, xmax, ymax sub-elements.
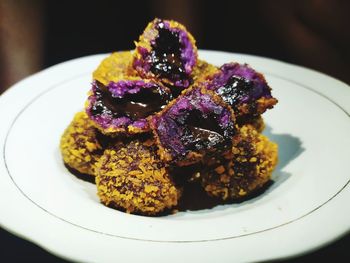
<box><xmin>216</xmin><ymin>76</ymin><xmax>254</xmax><ymax>107</ymax></box>
<box><xmin>91</xmin><ymin>81</ymin><xmax>170</xmax><ymax>120</ymax></box>
<box><xmin>181</xmin><ymin>110</ymin><xmax>227</xmax><ymax>152</ymax></box>
<box><xmin>150</xmin><ymin>25</ymin><xmax>187</xmax><ymax>81</ymax></box>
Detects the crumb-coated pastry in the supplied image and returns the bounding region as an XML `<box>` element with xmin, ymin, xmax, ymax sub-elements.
<box><xmin>133</xmin><ymin>18</ymin><xmax>197</xmax><ymax>93</ymax></box>
<box><xmin>93</xmin><ymin>51</ymin><xmax>136</xmax><ymax>86</ymax></box>
<box><xmin>206</xmin><ymin>63</ymin><xmax>277</xmax><ymax>121</ymax></box>
<box><xmin>60</xmin><ymin>111</ymin><xmax>103</xmax><ymax>176</ymax></box>
<box><xmin>86</xmin><ymin>78</ymin><xmax>172</xmax><ymax>135</ymax></box>
<box><xmin>201</xmin><ymin>125</ymin><xmax>278</xmax><ymax>200</ymax></box>
<box><xmin>95</xmin><ymin>139</ymin><xmax>180</xmax><ymax>215</ymax></box>
<box><xmin>192</xmin><ymin>59</ymin><xmax>218</xmax><ymax>85</ymax></box>
<box><xmin>150</xmin><ymin>86</ymin><xmax>237</xmax><ymax>166</ymax></box>
<box><xmin>242</xmin><ymin>115</ymin><xmax>265</xmax><ymax>133</ymax></box>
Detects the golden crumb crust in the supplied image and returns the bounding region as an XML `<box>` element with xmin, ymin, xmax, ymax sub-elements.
<box><xmin>95</xmin><ymin>139</ymin><xmax>180</xmax><ymax>215</ymax></box>
<box><xmin>134</xmin><ymin>19</ymin><xmax>197</xmax><ymax>63</ymax></box>
<box><xmin>192</xmin><ymin>59</ymin><xmax>219</xmax><ymax>85</ymax></box>
<box><xmin>93</xmin><ymin>51</ymin><xmax>137</xmax><ymax>85</ymax></box>
<box><xmin>60</xmin><ymin>111</ymin><xmax>102</xmax><ymax>176</ymax></box>
<box><xmin>201</xmin><ymin>125</ymin><xmax>278</xmax><ymax>200</ymax></box>
<box><xmin>238</xmin><ymin>115</ymin><xmax>266</xmax><ymax>133</ymax></box>
<box><xmin>133</xmin><ymin>19</ymin><xmax>198</xmax><ymax>85</ymax></box>
<box><xmin>236</xmin><ymin>97</ymin><xmax>278</xmax><ymax>118</ymax></box>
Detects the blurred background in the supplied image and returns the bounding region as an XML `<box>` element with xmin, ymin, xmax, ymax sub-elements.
<box><xmin>1</xmin><ymin>0</ymin><xmax>349</xmax><ymax>94</ymax></box>
<box><xmin>0</xmin><ymin>0</ymin><xmax>349</xmax><ymax>261</ymax></box>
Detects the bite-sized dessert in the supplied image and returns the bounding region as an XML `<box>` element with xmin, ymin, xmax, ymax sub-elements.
<box><xmin>86</xmin><ymin>78</ymin><xmax>172</xmax><ymax>135</ymax></box>
<box><xmin>96</xmin><ymin>139</ymin><xmax>180</xmax><ymax>215</ymax></box>
<box><xmin>60</xmin><ymin>111</ymin><xmax>104</xmax><ymax>177</ymax></box>
<box><xmin>201</xmin><ymin>125</ymin><xmax>278</xmax><ymax>200</ymax></box>
<box><xmin>133</xmin><ymin>18</ymin><xmax>197</xmax><ymax>95</ymax></box>
<box><xmin>150</xmin><ymin>86</ymin><xmax>236</xmax><ymax>166</ymax></box>
<box><xmin>93</xmin><ymin>51</ymin><xmax>136</xmax><ymax>86</ymax></box>
<box><xmin>206</xmin><ymin>63</ymin><xmax>277</xmax><ymax>125</ymax></box>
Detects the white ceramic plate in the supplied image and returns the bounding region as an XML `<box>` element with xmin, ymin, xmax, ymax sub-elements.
<box><xmin>0</xmin><ymin>50</ymin><xmax>349</xmax><ymax>263</ymax></box>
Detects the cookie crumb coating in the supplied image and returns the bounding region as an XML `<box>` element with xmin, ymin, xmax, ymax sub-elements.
<box><xmin>93</xmin><ymin>51</ymin><xmax>136</xmax><ymax>86</ymax></box>
<box><xmin>201</xmin><ymin>125</ymin><xmax>278</xmax><ymax>200</ymax></box>
<box><xmin>151</xmin><ymin>86</ymin><xmax>237</xmax><ymax>166</ymax></box>
<box><xmin>60</xmin><ymin>111</ymin><xmax>103</xmax><ymax>176</ymax></box>
<box><xmin>86</xmin><ymin>79</ymin><xmax>172</xmax><ymax>135</ymax></box>
<box><xmin>192</xmin><ymin>59</ymin><xmax>219</xmax><ymax>85</ymax></box>
<box><xmin>133</xmin><ymin>18</ymin><xmax>198</xmax><ymax>91</ymax></box>
<box><xmin>240</xmin><ymin>115</ymin><xmax>265</xmax><ymax>133</ymax></box>
<box><xmin>96</xmin><ymin>139</ymin><xmax>180</xmax><ymax>215</ymax></box>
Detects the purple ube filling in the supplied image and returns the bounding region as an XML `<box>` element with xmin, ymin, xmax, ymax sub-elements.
<box><xmin>134</xmin><ymin>19</ymin><xmax>196</xmax><ymax>90</ymax></box>
<box><xmin>152</xmin><ymin>88</ymin><xmax>236</xmax><ymax>161</ymax></box>
<box><xmin>207</xmin><ymin>63</ymin><xmax>272</xmax><ymax>108</ymax></box>
<box><xmin>86</xmin><ymin>80</ymin><xmax>171</xmax><ymax>131</ymax></box>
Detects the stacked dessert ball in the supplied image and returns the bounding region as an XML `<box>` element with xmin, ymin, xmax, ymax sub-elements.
<box><xmin>60</xmin><ymin>18</ymin><xmax>278</xmax><ymax>216</ymax></box>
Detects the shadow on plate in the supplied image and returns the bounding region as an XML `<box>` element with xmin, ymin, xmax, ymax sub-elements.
<box><xmin>171</xmin><ymin>125</ymin><xmax>304</xmax><ymax>216</ymax></box>
<box><xmin>262</xmin><ymin>125</ymin><xmax>304</xmax><ymax>193</ymax></box>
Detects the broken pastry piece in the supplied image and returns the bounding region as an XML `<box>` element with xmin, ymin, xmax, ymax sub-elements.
<box><xmin>95</xmin><ymin>139</ymin><xmax>180</xmax><ymax>215</ymax></box>
<box><xmin>86</xmin><ymin>78</ymin><xmax>172</xmax><ymax>135</ymax></box>
<box><xmin>201</xmin><ymin>125</ymin><xmax>278</xmax><ymax>200</ymax></box>
<box><xmin>60</xmin><ymin>111</ymin><xmax>104</xmax><ymax>177</ymax></box>
<box><xmin>206</xmin><ymin>63</ymin><xmax>277</xmax><ymax>126</ymax></box>
<box><xmin>133</xmin><ymin>18</ymin><xmax>197</xmax><ymax>95</ymax></box>
<box><xmin>150</xmin><ymin>86</ymin><xmax>237</xmax><ymax>166</ymax></box>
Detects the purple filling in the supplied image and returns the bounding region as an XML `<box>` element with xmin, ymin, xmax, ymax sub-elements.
<box><xmin>207</xmin><ymin>63</ymin><xmax>272</xmax><ymax>107</ymax></box>
<box><xmin>86</xmin><ymin>80</ymin><xmax>171</xmax><ymax>132</ymax></box>
<box><xmin>134</xmin><ymin>19</ymin><xmax>196</xmax><ymax>90</ymax></box>
<box><xmin>151</xmin><ymin>88</ymin><xmax>236</xmax><ymax>162</ymax></box>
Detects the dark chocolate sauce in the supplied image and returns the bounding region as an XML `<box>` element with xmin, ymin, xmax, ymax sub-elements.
<box><xmin>180</xmin><ymin>110</ymin><xmax>228</xmax><ymax>152</ymax></box>
<box><xmin>91</xmin><ymin>81</ymin><xmax>170</xmax><ymax>119</ymax></box>
<box><xmin>189</xmin><ymin>127</ymin><xmax>224</xmax><ymax>148</ymax></box>
<box><xmin>150</xmin><ymin>26</ymin><xmax>187</xmax><ymax>81</ymax></box>
<box><xmin>217</xmin><ymin>76</ymin><xmax>254</xmax><ymax>107</ymax></box>
<box><xmin>170</xmin><ymin>87</ymin><xmax>185</xmax><ymax>98</ymax></box>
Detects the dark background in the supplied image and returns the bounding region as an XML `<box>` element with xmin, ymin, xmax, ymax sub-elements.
<box><xmin>0</xmin><ymin>0</ymin><xmax>349</xmax><ymax>262</ymax></box>
<box><xmin>0</xmin><ymin>225</ymin><xmax>349</xmax><ymax>262</ymax></box>
<box><xmin>1</xmin><ymin>0</ymin><xmax>349</xmax><ymax>92</ymax></box>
